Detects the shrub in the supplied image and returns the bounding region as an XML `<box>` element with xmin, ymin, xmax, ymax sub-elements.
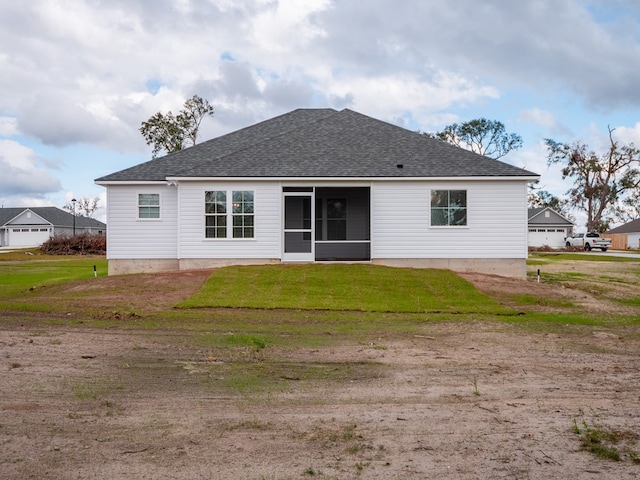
<box><xmin>40</xmin><ymin>233</ymin><xmax>106</xmax><ymax>255</ymax></box>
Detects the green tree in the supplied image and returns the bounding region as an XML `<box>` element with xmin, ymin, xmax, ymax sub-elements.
<box><xmin>545</xmin><ymin>127</ymin><xmax>640</xmax><ymax>232</ymax></box>
<box><xmin>430</xmin><ymin>118</ymin><xmax>523</xmax><ymax>159</ymax></box>
<box><xmin>140</xmin><ymin>95</ymin><xmax>215</xmax><ymax>158</ymax></box>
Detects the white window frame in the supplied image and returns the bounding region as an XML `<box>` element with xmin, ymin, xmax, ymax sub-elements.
<box><xmin>138</xmin><ymin>193</ymin><xmax>161</xmax><ymax>220</ymax></box>
<box><xmin>204</xmin><ymin>190</ymin><xmax>255</xmax><ymax>239</ymax></box>
<box><xmin>205</xmin><ymin>190</ymin><xmax>228</xmax><ymax>239</ymax></box>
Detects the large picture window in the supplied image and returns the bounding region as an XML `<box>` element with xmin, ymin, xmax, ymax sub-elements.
<box><xmin>431</xmin><ymin>190</ymin><xmax>467</xmax><ymax>226</ymax></box>
<box><xmin>205</xmin><ymin>190</ymin><xmax>254</xmax><ymax>238</ymax></box>
<box><xmin>138</xmin><ymin>193</ymin><xmax>160</xmax><ymax>219</ymax></box>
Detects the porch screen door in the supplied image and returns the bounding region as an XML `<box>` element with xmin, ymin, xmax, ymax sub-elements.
<box><xmin>283</xmin><ymin>194</ymin><xmax>313</xmax><ymax>261</ymax></box>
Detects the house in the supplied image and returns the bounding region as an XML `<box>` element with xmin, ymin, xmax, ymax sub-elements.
<box><xmin>527</xmin><ymin>207</ymin><xmax>574</xmax><ymax>248</ymax></box>
<box><xmin>606</xmin><ymin>219</ymin><xmax>640</xmax><ymax>250</ymax></box>
<box><xmin>95</xmin><ymin>108</ymin><xmax>538</xmax><ymax>278</ymax></box>
<box><xmin>0</xmin><ymin>207</ymin><xmax>106</xmax><ymax>248</ymax></box>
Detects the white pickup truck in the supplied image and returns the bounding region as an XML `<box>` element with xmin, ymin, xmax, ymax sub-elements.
<box><xmin>564</xmin><ymin>232</ymin><xmax>612</xmax><ymax>251</ymax></box>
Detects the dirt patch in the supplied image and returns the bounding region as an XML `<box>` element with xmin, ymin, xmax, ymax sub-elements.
<box><xmin>1</xmin><ymin>262</ymin><xmax>639</xmax><ymax>479</ymax></box>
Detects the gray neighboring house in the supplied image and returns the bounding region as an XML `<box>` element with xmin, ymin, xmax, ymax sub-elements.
<box><xmin>0</xmin><ymin>207</ymin><xmax>106</xmax><ymax>248</ymax></box>
<box><xmin>527</xmin><ymin>207</ymin><xmax>574</xmax><ymax>248</ymax></box>
<box><xmin>96</xmin><ymin>108</ymin><xmax>539</xmax><ymax>278</ymax></box>
<box><xmin>606</xmin><ymin>219</ymin><xmax>640</xmax><ymax>250</ymax></box>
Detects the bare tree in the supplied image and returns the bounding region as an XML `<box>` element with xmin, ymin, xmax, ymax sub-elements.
<box><xmin>64</xmin><ymin>197</ymin><xmax>100</xmax><ymax>217</ymax></box>
<box><xmin>545</xmin><ymin>126</ymin><xmax>640</xmax><ymax>232</ymax></box>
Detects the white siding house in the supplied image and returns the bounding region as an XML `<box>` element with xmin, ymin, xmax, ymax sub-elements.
<box><xmin>0</xmin><ymin>207</ymin><xmax>106</xmax><ymax>248</ymax></box>
<box><xmin>527</xmin><ymin>207</ymin><xmax>574</xmax><ymax>248</ymax></box>
<box><xmin>96</xmin><ymin>109</ymin><xmax>538</xmax><ymax>278</ymax></box>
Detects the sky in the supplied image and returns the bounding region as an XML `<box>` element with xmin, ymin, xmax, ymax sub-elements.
<box><xmin>1</xmin><ymin>0</ymin><xmax>640</xmax><ymax>227</ymax></box>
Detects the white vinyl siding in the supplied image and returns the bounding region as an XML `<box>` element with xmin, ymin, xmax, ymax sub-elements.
<box><xmin>371</xmin><ymin>180</ymin><xmax>528</xmax><ymax>259</ymax></box>
<box><xmin>105</xmin><ymin>185</ymin><xmax>178</xmax><ymax>259</ymax></box>
<box><xmin>179</xmin><ymin>182</ymin><xmax>280</xmax><ymax>259</ymax></box>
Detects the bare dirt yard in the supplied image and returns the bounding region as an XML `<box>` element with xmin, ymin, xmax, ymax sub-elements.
<box><xmin>1</xmin><ymin>259</ymin><xmax>640</xmax><ymax>479</ymax></box>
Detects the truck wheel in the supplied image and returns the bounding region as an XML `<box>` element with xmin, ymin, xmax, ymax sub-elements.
<box><xmin>566</xmin><ymin>241</ymin><xmax>571</xmax><ymax>247</ymax></box>
<box><xmin>601</xmin><ymin>248</ymin><xmax>608</xmax><ymax>252</ymax></box>
<box><xmin>584</xmin><ymin>243</ymin><xmax>592</xmax><ymax>251</ymax></box>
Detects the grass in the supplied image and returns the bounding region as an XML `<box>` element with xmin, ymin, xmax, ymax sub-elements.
<box><xmin>509</xmin><ymin>293</ymin><xmax>576</xmax><ymax>309</ymax></box>
<box><xmin>177</xmin><ymin>264</ymin><xmax>511</xmax><ymax>314</ymax></box>
<box><xmin>573</xmin><ymin>419</ymin><xmax>640</xmax><ymax>463</ymax></box>
<box><xmin>0</xmin><ymin>254</ymin><xmax>107</xmax><ymax>311</ymax></box>
<box><xmin>0</xmin><ymin>253</ymin><xmax>637</xmax><ymax>332</ymax></box>
<box><xmin>528</xmin><ymin>252</ymin><xmax>639</xmax><ymax>263</ymax></box>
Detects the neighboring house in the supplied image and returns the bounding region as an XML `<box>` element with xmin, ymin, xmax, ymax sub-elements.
<box><xmin>95</xmin><ymin>108</ymin><xmax>538</xmax><ymax>278</ymax></box>
<box><xmin>527</xmin><ymin>207</ymin><xmax>574</xmax><ymax>248</ymax></box>
<box><xmin>605</xmin><ymin>219</ymin><xmax>640</xmax><ymax>250</ymax></box>
<box><xmin>0</xmin><ymin>207</ymin><xmax>106</xmax><ymax>248</ymax></box>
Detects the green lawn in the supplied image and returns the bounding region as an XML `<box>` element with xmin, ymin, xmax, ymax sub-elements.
<box><xmin>177</xmin><ymin>264</ymin><xmax>511</xmax><ymax>314</ymax></box>
<box><xmin>0</xmin><ymin>256</ymin><xmax>107</xmax><ymax>305</ymax></box>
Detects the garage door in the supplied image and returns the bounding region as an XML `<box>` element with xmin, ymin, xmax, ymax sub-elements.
<box><xmin>528</xmin><ymin>228</ymin><xmax>566</xmax><ymax>248</ymax></box>
<box><xmin>9</xmin><ymin>228</ymin><xmax>51</xmax><ymax>247</ymax></box>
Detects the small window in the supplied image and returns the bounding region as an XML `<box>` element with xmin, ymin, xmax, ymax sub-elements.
<box><xmin>205</xmin><ymin>191</ymin><xmax>227</xmax><ymax>238</ymax></box>
<box><xmin>431</xmin><ymin>190</ymin><xmax>467</xmax><ymax>226</ymax></box>
<box><xmin>232</xmin><ymin>191</ymin><xmax>254</xmax><ymax>238</ymax></box>
<box><xmin>138</xmin><ymin>193</ymin><xmax>160</xmax><ymax>219</ymax></box>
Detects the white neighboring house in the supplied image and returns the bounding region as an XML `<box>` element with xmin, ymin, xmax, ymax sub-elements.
<box><xmin>527</xmin><ymin>207</ymin><xmax>574</xmax><ymax>248</ymax></box>
<box><xmin>0</xmin><ymin>207</ymin><xmax>106</xmax><ymax>248</ymax></box>
<box><xmin>95</xmin><ymin>108</ymin><xmax>539</xmax><ymax>278</ymax></box>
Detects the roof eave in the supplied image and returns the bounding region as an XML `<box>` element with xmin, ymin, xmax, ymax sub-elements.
<box><xmin>163</xmin><ymin>175</ymin><xmax>540</xmax><ymax>182</ymax></box>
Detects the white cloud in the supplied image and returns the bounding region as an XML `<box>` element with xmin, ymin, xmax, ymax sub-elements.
<box><xmin>249</xmin><ymin>0</ymin><xmax>331</xmax><ymax>53</ymax></box>
<box><xmin>1</xmin><ymin>0</ymin><xmax>640</xmax><ymax>209</ymax></box>
<box><xmin>612</xmin><ymin>122</ymin><xmax>640</xmax><ymax>146</ymax></box>
<box><xmin>0</xmin><ymin>140</ymin><xmax>61</xmax><ymax>198</ymax></box>
<box><xmin>0</xmin><ymin>117</ymin><xmax>17</xmax><ymax>136</ymax></box>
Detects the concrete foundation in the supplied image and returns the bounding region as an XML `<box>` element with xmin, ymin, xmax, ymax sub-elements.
<box><xmin>108</xmin><ymin>257</ymin><xmax>526</xmax><ymax>279</ymax></box>
<box><xmin>179</xmin><ymin>258</ymin><xmax>280</xmax><ymax>270</ymax></box>
<box><xmin>107</xmin><ymin>258</ymin><xmax>279</xmax><ymax>275</ymax></box>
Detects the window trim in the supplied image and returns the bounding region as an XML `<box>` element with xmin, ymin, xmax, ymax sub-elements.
<box><xmin>204</xmin><ymin>189</ymin><xmax>255</xmax><ymax>240</ymax></box>
<box><xmin>430</xmin><ymin>189</ymin><xmax>468</xmax><ymax>227</ymax></box>
<box><xmin>137</xmin><ymin>192</ymin><xmax>161</xmax><ymax>220</ymax></box>
<box><xmin>205</xmin><ymin>190</ymin><xmax>228</xmax><ymax>239</ymax></box>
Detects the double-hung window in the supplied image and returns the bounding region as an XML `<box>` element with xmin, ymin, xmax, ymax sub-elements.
<box><xmin>205</xmin><ymin>191</ymin><xmax>227</xmax><ymax>238</ymax></box>
<box><xmin>232</xmin><ymin>191</ymin><xmax>254</xmax><ymax>238</ymax></box>
<box><xmin>138</xmin><ymin>193</ymin><xmax>160</xmax><ymax>219</ymax></box>
<box><xmin>430</xmin><ymin>190</ymin><xmax>467</xmax><ymax>226</ymax></box>
<box><xmin>205</xmin><ymin>190</ymin><xmax>254</xmax><ymax>238</ymax></box>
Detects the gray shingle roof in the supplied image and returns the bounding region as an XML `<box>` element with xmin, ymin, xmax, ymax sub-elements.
<box><xmin>528</xmin><ymin>207</ymin><xmax>573</xmax><ymax>225</ymax></box>
<box><xmin>0</xmin><ymin>207</ymin><xmax>106</xmax><ymax>229</ymax></box>
<box><xmin>606</xmin><ymin>218</ymin><xmax>640</xmax><ymax>234</ymax></box>
<box><xmin>96</xmin><ymin>108</ymin><xmax>538</xmax><ymax>182</ymax></box>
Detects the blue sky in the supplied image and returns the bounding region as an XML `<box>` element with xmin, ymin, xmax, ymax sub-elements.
<box><xmin>1</xmin><ymin>0</ymin><xmax>639</xmax><ymax>227</ymax></box>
